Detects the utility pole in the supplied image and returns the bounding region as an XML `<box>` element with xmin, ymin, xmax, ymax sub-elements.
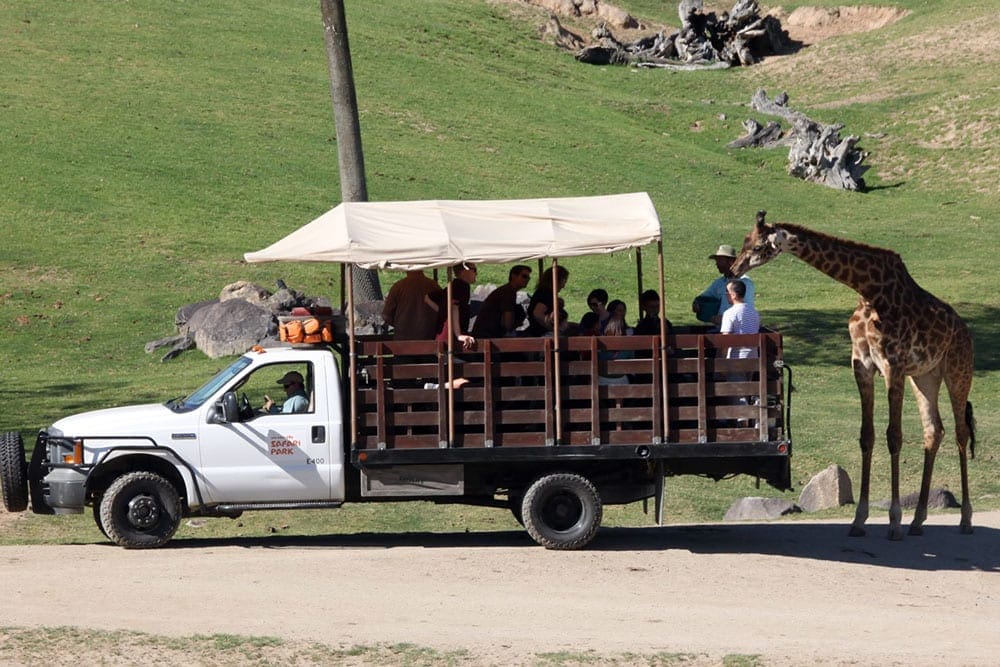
<box><xmin>320</xmin><ymin>0</ymin><xmax>382</xmax><ymax>302</ymax></box>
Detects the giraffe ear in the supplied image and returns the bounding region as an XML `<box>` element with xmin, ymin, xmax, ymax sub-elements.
<box><xmin>755</xmin><ymin>210</ymin><xmax>767</xmax><ymax>228</ymax></box>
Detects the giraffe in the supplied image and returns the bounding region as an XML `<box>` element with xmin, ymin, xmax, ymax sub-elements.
<box><xmin>731</xmin><ymin>211</ymin><xmax>976</xmax><ymax>540</ymax></box>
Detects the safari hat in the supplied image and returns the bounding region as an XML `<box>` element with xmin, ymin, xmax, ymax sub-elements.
<box><xmin>709</xmin><ymin>244</ymin><xmax>737</xmax><ymax>259</ymax></box>
<box><xmin>276</xmin><ymin>371</ymin><xmax>304</xmax><ymax>386</ymax></box>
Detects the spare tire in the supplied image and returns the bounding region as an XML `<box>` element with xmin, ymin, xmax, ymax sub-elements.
<box><xmin>0</xmin><ymin>431</ymin><xmax>29</xmax><ymax>512</ymax></box>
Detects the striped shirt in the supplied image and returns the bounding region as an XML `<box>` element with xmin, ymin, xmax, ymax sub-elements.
<box><xmin>720</xmin><ymin>302</ymin><xmax>761</xmax><ymax>359</ymax></box>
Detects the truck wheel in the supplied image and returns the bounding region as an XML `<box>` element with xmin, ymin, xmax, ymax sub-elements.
<box><xmin>92</xmin><ymin>499</ymin><xmax>109</xmax><ymax>539</ymax></box>
<box><xmin>99</xmin><ymin>471</ymin><xmax>181</xmax><ymax>549</ymax></box>
<box><xmin>0</xmin><ymin>432</ymin><xmax>29</xmax><ymax>512</ymax></box>
<box><xmin>522</xmin><ymin>472</ymin><xmax>602</xmax><ymax>550</ymax></box>
<box><xmin>509</xmin><ymin>490</ymin><xmax>524</xmax><ymax>526</ymax></box>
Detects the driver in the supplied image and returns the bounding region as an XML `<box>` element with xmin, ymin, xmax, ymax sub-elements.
<box><xmin>263</xmin><ymin>371</ymin><xmax>309</xmax><ymax>414</ymax></box>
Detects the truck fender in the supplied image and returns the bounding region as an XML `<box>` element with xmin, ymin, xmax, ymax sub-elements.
<box><xmin>88</xmin><ymin>448</ymin><xmax>204</xmax><ymax>511</ymax></box>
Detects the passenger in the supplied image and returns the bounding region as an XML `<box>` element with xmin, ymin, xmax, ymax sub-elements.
<box><xmin>382</xmin><ymin>270</ymin><xmax>442</xmax><ymax>340</ymax></box>
<box><xmin>581</xmin><ymin>289</ymin><xmax>610</xmax><ymax>330</ymax></box>
<box><xmin>692</xmin><ymin>244</ymin><xmax>755</xmax><ymax>328</ymax></box>
<box><xmin>598</xmin><ymin>318</ymin><xmax>632</xmax><ymax>385</ymax></box>
<box><xmin>720</xmin><ymin>279</ymin><xmax>761</xmax><ymax>359</ymax></box>
<box><xmin>578</xmin><ymin>311</ymin><xmax>600</xmax><ymax>336</ymax></box>
<box><xmin>435</xmin><ymin>262</ymin><xmax>477</xmax><ymax>350</ymax></box>
<box><xmin>575</xmin><ymin>311</ymin><xmax>601</xmax><ymax>362</ymax></box>
<box><xmin>263</xmin><ymin>371</ymin><xmax>310</xmax><ymax>414</ymax></box>
<box><xmin>525</xmin><ymin>266</ymin><xmax>570</xmax><ymax>337</ymax></box>
<box><xmin>471</xmin><ymin>264</ymin><xmax>532</xmax><ymax>339</ymax></box>
<box><xmin>634</xmin><ymin>289</ymin><xmax>674</xmax><ymax>336</ymax></box>
<box><xmin>604</xmin><ymin>299</ymin><xmax>629</xmax><ymax>333</ymax></box>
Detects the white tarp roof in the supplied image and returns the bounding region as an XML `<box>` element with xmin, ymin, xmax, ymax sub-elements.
<box><xmin>244</xmin><ymin>192</ymin><xmax>661</xmax><ymax>270</ymax></box>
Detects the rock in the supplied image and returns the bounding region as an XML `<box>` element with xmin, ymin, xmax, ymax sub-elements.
<box><xmin>596</xmin><ymin>3</ymin><xmax>638</xmax><ymax>29</ymax></box>
<box><xmin>724</xmin><ymin>496</ymin><xmax>800</xmax><ymax>521</ymax></box>
<box><xmin>220</xmin><ymin>280</ymin><xmax>271</xmax><ymax>308</ymax></box>
<box><xmin>798</xmin><ymin>463</ymin><xmax>854</xmax><ymax>512</ymax></box>
<box><xmin>176</xmin><ymin>299</ymin><xmax>217</xmax><ymax>334</ymax></box>
<box><xmin>873</xmin><ymin>487</ymin><xmax>960</xmax><ymax>511</ymax></box>
<box><xmin>190</xmin><ymin>299</ymin><xmax>275</xmax><ymax>358</ymax></box>
<box><xmin>149</xmin><ymin>280</ymin><xmax>337</xmax><ymax>360</ymax></box>
<box><xmin>351</xmin><ymin>300</ymin><xmax>386</xmax><ymax>336</ymax></box>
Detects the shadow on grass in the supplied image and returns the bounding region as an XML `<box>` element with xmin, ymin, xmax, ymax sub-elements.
<box><xmin>765</xmin><ymin>304</ymin><xmax>1000</xmax><ymax>372</ymax></box>
<box><xmin>137</xmin><ymin>519</ymin><xmax>1000</xmax><ymax>572</ymax></box>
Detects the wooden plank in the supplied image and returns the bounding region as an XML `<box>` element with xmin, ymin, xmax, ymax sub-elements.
<box><xmin>376</xmin><ymin>342</ymin><xmax>388</xmax><ymax>449</ymax></box>
<box><xmin>483</xmin><ymin>343</ymin><xmax>495</xmax><ymax>447</ymax></box>
<box><xmin>590</xmin><ymin>336</ymin><xmax>600</xmax><ymax>444</ymax></box>
<box><xmin>697</xmin><ymin>335</ymin><xmax>708</xmax><ymax>442</ymax></box>
<box><xmin>436</xmin><ymin>343</ymin><xmax>447</xmax><ymax>447</ymax></box>
<box><xmin>544</xmin><ymin>338</ymin><xmax>555</xmax><ymax>445</ymax></box>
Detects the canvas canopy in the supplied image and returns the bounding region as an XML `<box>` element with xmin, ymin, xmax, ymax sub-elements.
<box><xmin>244</xmin><ymin>192</ymin><xmax>661</xmax><ymax>271</ymax></box>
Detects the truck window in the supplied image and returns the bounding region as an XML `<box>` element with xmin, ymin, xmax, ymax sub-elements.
<box><xmin>236</xmin><ymin>363</ymin><xmax>313</xmax><ymax>415</ymax></box>
<box><xmin>168</xmin><ymin>356</ymin><xmax>253</xmax><ymax>412</ymax></box>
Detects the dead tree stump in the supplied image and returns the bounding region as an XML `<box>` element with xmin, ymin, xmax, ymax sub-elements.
<box><xmin>730</xmin><ymin>89</ymin><xmax>869</xmax><ymax>191</ymax></box>
<box><xmin>574</xmin><ymin>0</ymin><xmax>796</xmax><ymax>68</ymax></box>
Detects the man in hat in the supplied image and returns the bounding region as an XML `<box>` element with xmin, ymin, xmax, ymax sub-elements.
<box><xmin>263</xmin><ymin>370</ymin><xmax>310</xmax><ymax>414</ymax></box>
<box><xmin>692</xmin><ymin>244</ymin><xmax>755</xmax><ymax>328</ymax></box>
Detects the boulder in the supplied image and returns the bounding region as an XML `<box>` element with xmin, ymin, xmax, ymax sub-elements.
<box><xmin>873</xmin><ymin>488</ymin><xmax>960</xmax><ymax>511</ymax></box>
<box><xmin>220</xmin><ymin>280</ymin><xmax>271</xmax><ymax>308</ymax></box>
<box><xmin>798</xmin><ymin>464</ymin><xmax>854</xmax><ymax>512</ymax></box>
<box><xmin>724</xmin><ymin>496</ymin><xmax>800</xmax><ymax>521</ymax></box>
<box><xmin>351</xmin><ymin>300</ymin><xmax>386</xmax><ymax>336</ymax></box>
<box><xmin>176</xmin><ymin>299</ymin><xmax>218</xmax><ymax>334</ymax></box>
<box><xmin>190</xmin><ymin>299</ymin><xmax>275</xmax><ymax>359</ymax></box>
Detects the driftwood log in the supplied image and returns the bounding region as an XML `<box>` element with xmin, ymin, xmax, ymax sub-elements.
<box><xmin>574</xmin><ymin>0</ymin><xmax>795</xmax><ymax>68</ymax></box>
<box><xmin>729</xmin><ymin>89</ymin><xmax>869</xmax><ymax>191</ymax></box>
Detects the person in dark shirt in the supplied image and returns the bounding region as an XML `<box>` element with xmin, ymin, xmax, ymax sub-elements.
<box><xmin>634</xmin><ymin>289</ymin><xmax>673</xmax><ymax>336</ymax></box>
<box><xmin>526</xmin><ymin>266</ymin><xmax>570</xmax><ymax>337</ymax></box>
<box><xmin>435</xmin><ymin>262</ymin><xmax>478</xmax><ymax>350</ymax></box>
<box><xmin>471</xmin><ymin>264</ymin><xmax>532</xmax><ymax>339</ymax></box>
<box><xmin>382</xmin><ymin>270</ymin><xmax>442</xmax><ymax>340</ymax></box>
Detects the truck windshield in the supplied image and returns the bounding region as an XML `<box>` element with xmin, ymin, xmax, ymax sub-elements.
<box><xmin>166</xmin><ymin>356</ymin><xmax>254</xmax><ymax>412</ymax></box>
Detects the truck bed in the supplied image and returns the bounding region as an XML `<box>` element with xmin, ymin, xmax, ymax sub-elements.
<box><xmin>349</xmin><ymin>329</ymin><xmax>790</xmax><ymax>488</ymax></box>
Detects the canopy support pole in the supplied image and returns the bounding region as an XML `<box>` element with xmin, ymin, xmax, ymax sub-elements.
<box><xmin>551</xmin><ymin>258</ymin><xmax>563</xmax><ymax>445</ymax></box>
<box><xmin>636</xmin><ymin>247</ymin><xmax>644</xmax><ymax>313</ymax></box>
<box><xmin>657</xmin><ymin>240</ymin><xmax>669</xmax><ymax>443</ymax></box>
<box><xmin>446</xmin><ymin>268</ymin><xmax>455</xmax><ymax>447</ymax></box>
<box><xmin>346</xmin><ymin>263</ymin><xmax>358</xmax><ymax>449</ymax></box>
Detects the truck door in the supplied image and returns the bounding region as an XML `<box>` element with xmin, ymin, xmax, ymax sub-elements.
<box><xmin>197</xmin><ymin>361</ymin><xmax>335</xmax><ymax>503</ymax></box>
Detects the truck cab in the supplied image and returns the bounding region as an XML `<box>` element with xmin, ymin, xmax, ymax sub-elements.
<box><xmin>24</xmin><ymin>346</ymin><xmax>346</xmax><ymax>547</ymax></box>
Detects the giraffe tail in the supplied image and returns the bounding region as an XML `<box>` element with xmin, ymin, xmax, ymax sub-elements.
<box><xmin>966</xmin><ymin>401</ymin><xmax>976</xmax><ymax>460</ymax></box>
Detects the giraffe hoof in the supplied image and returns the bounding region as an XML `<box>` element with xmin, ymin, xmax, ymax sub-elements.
<box><xmin>848</xmin><ymin>525</ymin><xmax>866</xmax><ymax>537</ymax></box>
<box><xmin>888</xmin><ymin>528</ymin><xmax>904</xmax><ymax>541</ymax></box>
<box><xmin>908</xmin><ymin>525</ymin><xmax>924</xmax><ymax>536</ymax></box>
<box><xmin>960</xmin><ymin>524</ymin><xmax>974</xmax><ymax>535</ymax></box>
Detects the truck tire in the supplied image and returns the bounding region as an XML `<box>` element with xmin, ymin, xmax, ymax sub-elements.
<box><xmin>508</xmin><ymin>489</ymin><xmax>524</xmax><ymax>526</ymax></box>
<box><xmin>99</xmin><ymin>471</ymin><xmax>181</xmax><ymax>549</ymax></box>
<box><xmin>522</xmin><ymin>472</ymin><xmax>602</xmax><ymax>550</ymax></box>
<box><xmin>92</xmin><ymin>499</ymin><xmax>109</xmax><ymax>539</ymax></box>
<box><xmin>0</xmin><ymin>431</ymin><xmax>29</xmax><ymax>512</ymax></box>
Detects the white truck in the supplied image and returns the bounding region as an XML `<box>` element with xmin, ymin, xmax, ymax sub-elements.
<box><xmin>0</xmin><ymin>193</ymin><xmax>793</xmax><ymax>549</ymax></box>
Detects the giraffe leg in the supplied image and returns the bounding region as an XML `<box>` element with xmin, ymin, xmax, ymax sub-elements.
<box><xmin>907</xmin><ymin>373</ymin><xmax>944</xmax><ymax>536</ymax></box>
<box><xmin>850</xmin><ymin>357</ymin><xmax>876</xmax><ymax>537</ymax></box>
<box><xmin>945</xmin><ymin>358</ymin><xmax>974</xmax><ymax>534</ymax></box>
<box><xmin>885</xmin><ymin>372</ymin><xmax>906</xmax><ymax>541</ymax></box>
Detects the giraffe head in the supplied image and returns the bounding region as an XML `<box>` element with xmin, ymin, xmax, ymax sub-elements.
<box><xmin>731</xmin><ymin>210</ymin><xmax>786</xmax><ymax>276</ymax></box>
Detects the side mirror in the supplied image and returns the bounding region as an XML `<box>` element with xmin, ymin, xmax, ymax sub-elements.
<box><xmin>214</xmin><ymin>391</ymin><xmax>240</xmax><ymax>424</ymax></box>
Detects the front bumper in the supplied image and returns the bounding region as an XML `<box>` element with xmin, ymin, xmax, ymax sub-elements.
<box><xmin>42</xmin><ymin>467</ymin><xmax>87</xmax><ymax>514</ymax></box>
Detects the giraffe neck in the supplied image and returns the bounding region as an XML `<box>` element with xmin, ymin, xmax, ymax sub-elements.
<box><xmin>775</xmin><ymin>224</ymin><xmax>915</xmax><ymax>303</ymax></box>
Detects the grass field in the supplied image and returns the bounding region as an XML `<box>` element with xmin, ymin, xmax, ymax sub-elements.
<box><xmin>1</xmin><ymin>0</ymin><xmax>998</xmax><ymax>547</ymax></box>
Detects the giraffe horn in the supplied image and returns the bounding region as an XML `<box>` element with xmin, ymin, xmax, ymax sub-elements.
<box><xmin>756</xmin><ymin>210</ymin><xmax>767</xmax><ymax>226</ymax></box>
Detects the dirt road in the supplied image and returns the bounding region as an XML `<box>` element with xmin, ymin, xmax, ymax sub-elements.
<box><xmin>2</xmin><ymin>511</ymin><xmax>999</xmax><ymax>665</ymax></box>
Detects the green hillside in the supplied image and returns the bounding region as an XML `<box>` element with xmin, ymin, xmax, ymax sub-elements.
<box><xmin>1</xmin><ymin>0</ymin><xmax>997</xmax><ymax>539</ymax></box>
